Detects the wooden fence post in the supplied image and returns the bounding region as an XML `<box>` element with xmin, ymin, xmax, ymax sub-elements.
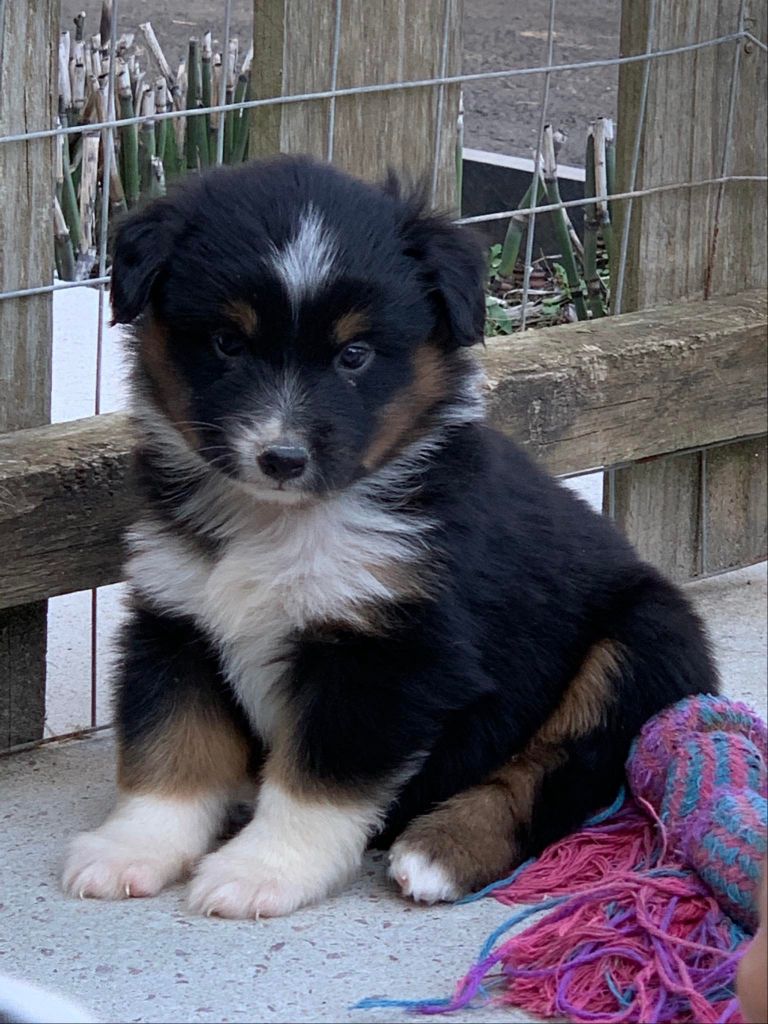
<box><xmin>250</xmin><ymin>0</ymin><xmax>462</xmax><ymax>211</ymax></box>
<box><xmin>0</xmin><ymin>0</ymin><xmax>58</xmax><ymax>748</ymax></box>
<box><xmin>609</xmin><ymin>0</ymin><xmax>768</xmax><ymax>581</ymax></box>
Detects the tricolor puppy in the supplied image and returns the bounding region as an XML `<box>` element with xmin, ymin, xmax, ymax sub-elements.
<box><xmin>62</xmin><ymin>156</ymin><xmax>717</xmax><ymax>917</ymax></box>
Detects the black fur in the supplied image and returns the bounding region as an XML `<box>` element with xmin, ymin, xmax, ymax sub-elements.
<box><xmin>113</xmin><ymin>155</ymin><xmax>718</xmax><ymax>892</ymax></box>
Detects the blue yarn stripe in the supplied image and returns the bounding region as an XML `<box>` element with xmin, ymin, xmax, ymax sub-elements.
<box><xmin>681</xmin><ymin>741</ymin><xmax>704</xmax><ymax>817</ymax></box>
<box><xmin>457</xmin><ymin>788</ymin><xmax>625</xmax><ymax>906</ymax></box>
<box><xmin>353</xmin><ymin>895</ymin><xmax>567</xmax><ymax>1013</ymax></box>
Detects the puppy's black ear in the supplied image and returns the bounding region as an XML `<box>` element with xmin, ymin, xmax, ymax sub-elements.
<box><xmin>110</xmin><ymin>200</ymin><xmax>180</xmax><ymax>324</ymax></box>
<box><xmin>390</xmin><ymin>177</ymin><xmax>486</xmax><ymax>348</ymax></box>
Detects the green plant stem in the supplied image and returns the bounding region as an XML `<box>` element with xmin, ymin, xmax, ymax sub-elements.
<box><xmin>118</xmin><ymin>67</ymin><xmax>140</xmax><ymax>207</ymax></box>
<box><xmin>232</xmin><ymin>74</ymin><xmax>251</xmax><ymax>164</ymax></box>
<box><xmin>201</xmin><ymin>33</ymin><xmax>213</xmax><ymax>161</ymax></box>
<box><xmin>186</xmin><ymin>39</ymin><xmax>209</xmax><ymax>169</ymax></box>
<box><xmin>542</xmin><ymin>125</ymin><xmax>587</xmax><ymax>321</ymax></box>
<box><xmin>224</xmin><ymin>83</ymin><xmax>236</xmax><ymax>164</ymax></box>
<box><xmin>54</xmin><ymin>197</ymin><xmax>77</xmax><ymax>282</ymax></box>
<box><xmin>139</xmin><ymin>91</ymin><xmax>157</xmax><ymax>193</ymax></box>
<box><xmin>498</xmin><ymin>174</ymin><xmax>546</xmax><ymax>278</ymax></box>
<box><xmin>60</xmin><ymin>140</ymin><xmax>83</xmax><ymax>252</ymax></box>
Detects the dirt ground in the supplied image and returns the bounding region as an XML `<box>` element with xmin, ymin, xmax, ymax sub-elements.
<box><xmin>62</xmin><ymin>0</ymin><xmax>619</xmax><ymax>166</ymax></box>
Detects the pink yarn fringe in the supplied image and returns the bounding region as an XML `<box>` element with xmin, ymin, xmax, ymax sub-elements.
<box><xmin>430</xmin><ymin>802</ymin><xmax>748</xmax><ymax>1024</ymax></box>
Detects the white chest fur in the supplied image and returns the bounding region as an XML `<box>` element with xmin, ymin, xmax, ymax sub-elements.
<box><xmin>126</xmin><ymin>491</ymin><xmax>429</xmax><ymax>741</ymax></box>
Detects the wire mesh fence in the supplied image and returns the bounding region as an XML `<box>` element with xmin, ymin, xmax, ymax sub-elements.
<box><xmin>0</xmin><ymin>0</ymin><xmax>765</xmax><ymax>747</ymax></box>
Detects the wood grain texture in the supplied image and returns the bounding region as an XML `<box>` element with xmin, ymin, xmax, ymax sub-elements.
<box><xmin>610</xmin><ymin>455</ymin><xmax>703</xmax><ymax>582</ymax></box>
<box><xmin>704</xmin><ymin>436</ymin><xmax>768</xmax><ymax>573</ymax></box>
<box><xmin>249</xmin><ymin>0</ymin><xmax>461</xmax><ymax>211</ymax></box>
<box><xmin>0</xmin><ymin>415</ymin><xmax>137</xmax><ymax>610</ymax></box>
<box><xmin>482</xmin><ymin>289</ymin><xmax>767</xmax><ymax>475</ymax></box>
<box><xmin>609</xmin><ymin>0</ymin><xmax>767</xmax><ymax>580</ymax></box>
<box><xmin>0</xmin><ymin>0</ymin><xmax>58</xmax><ymax>748</ymax></box>
<box><xmin>614</xmin><ymin>0</ymin><xmax>767</xmax><ymax>310</ymax></box>
<box><xmin>0</xmin><ymin>292</ymin><xmax>764</xmax><ymax>610</ymax></box>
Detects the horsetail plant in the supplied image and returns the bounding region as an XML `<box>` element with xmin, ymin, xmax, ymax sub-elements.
<box><xmin>541</xmin><ymin>125</ymin><xmax>588</xmax><ymax>321</ymax></box>
<box><xmin>52</xmin><ymin>5</ymin><xmax>256</xmax><ymax>281</ymax></box>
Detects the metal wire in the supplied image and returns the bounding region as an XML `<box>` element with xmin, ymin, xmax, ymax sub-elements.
<box><xmin>1</xmin><ymin>175</ymin><xmax>764</xmax><ymax>304</ymax></box>
<box><xmin>0</xmin><ymin>32</ymin><xmax>750</xmax><ymax>147</ymax></box>
<box><xmin>215</xmin><ymin>0</ymin><xmax>233</xmax><ymax>165</ymax></box>
<box><xmin>613</xmin><ymin>0</ymin><xmax>658</xmax><ymax>315</ymax></box>
<box><xmin>326</xmin><ymin>0</ymin><xmax>343</xmax><ymax>162</ymax></box>
<box><xmin>520</xmin><ymin>0</ymin><xmax>557</xmax><ymax>331</ymax></box>
<box><xmin>90</xmin><ymin>0</ymin><xmax>121</xmax><ymax>731</ymax></box>
<box><xmin>704</xmin><ymin>0</ymin><xmax>747</xmax><ymax>299</ymax></box>
<box><xmin>430</xmin><ymin>0</ymin><xmax>453</xmax><ymax>206</ymax></box>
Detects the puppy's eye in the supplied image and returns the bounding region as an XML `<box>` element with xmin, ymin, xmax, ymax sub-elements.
<box><xmin>336</xmin><ymin>343</ymin><xmax>373</xmax><ymax>373</ymax></box>
<box><xmin>212</xmin><ymin>331</ymin><xmax>245</xmax><ymax>358</ymax></box>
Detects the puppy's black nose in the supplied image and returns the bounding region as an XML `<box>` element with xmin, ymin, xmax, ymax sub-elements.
<box><xmin>257</xmin><ymin>445</ymin><xmax>309</xmax><ymax>482</ymax></box>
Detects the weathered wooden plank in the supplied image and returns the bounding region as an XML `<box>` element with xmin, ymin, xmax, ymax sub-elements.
<box><xmin>482</xmin><ymin>289</ymin><xmax>767</xmax><ymax>474</ymax></box>
<box><xmin>0</xmin><ymin>0</ymin><xmax>58</xmax><ymax>748</ymax></box>
<box><xmin>0</xmin><ymin>414</ymin><xmax>137</xmax><ymax>611</ymax></box>
<box><xmin>608</xmin><ymin>455</ymin><xmax>703</xmax><ymax>583</ymax></box>
<box><xmin>0</xmin><ymin>292</ymin><xmax>764</xmax><ymax>609</ymax></box>
<box><xmin>0</xmin><ymin>603</ymin><xmax>47</xmax><ymax>749</ymax></box>
<box><xmin>609</xmin><ymin>0</ymin><xmax>768</xmax><ymax>580</ymax></box>
<box><xmin>704</xmin><ymin>436</ymin><xmax>768</xmax><ymax>574</ymax></box>
<box><xmin>249</xmin><ymin>0</ymin><xmax>462</xmax><ymax>211</ymax></box>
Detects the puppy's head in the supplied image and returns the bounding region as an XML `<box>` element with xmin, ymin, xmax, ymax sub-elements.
<box><xmin>112</xmin><ymin>155</ymin><xmax>486</xmax><ymax>504</ymax></box>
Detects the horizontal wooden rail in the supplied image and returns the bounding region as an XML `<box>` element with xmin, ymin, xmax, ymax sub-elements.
<box><xmin>0</xmin><ymin>289</ymin><xmax>765</xmax><ymax>609</ymax></box>
<box><xmin>483</xmin><ymin>289</ymin><xmax>767</xmax><ymax>474</ymax></box>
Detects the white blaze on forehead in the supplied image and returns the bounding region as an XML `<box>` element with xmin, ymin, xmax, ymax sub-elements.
<box><xmin>269</xmin><ymin>203</ymin><xmax>338</xmax><ymax>305</ymax></box>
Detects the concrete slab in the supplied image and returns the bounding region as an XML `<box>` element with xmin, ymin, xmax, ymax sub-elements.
<box><xmin>1</xmin><ymin>564</ymin><xmax>765</xmax><ymax>1024</ymax></box>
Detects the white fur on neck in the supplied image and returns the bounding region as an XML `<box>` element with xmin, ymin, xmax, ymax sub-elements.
<box><xmin>128</xmin><ymin>362</ymin><xmax>486</xmax><ymax>741</ymax></box>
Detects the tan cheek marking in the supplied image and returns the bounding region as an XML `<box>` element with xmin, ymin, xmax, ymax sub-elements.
<box><xmin>362</xmin><ymin>343</ymin><xmax>450</xmax><ymax>470</ymax></box>
<box><xmin>334</xmin><ymin>310</ymin><xmax>370</xmax><ymax>347</ymax></box>
<box><xmin>138</xmin><ymin>320</ymin><xmax>198</xmax><ymax>448</ymax></box>
<box><xmin>225</xmin><ymin>300</ymin><xmax>259</xmax><ymax>336</ymax></box>
<box><xmin>118</xmin><ymin>701</ymin><xmax>250</xmax><ymax>798</ymax></box>
<box><xmin>396</xmin><ymin>640</ymin><xmax>622</xmax><ymax>892</ymax></box>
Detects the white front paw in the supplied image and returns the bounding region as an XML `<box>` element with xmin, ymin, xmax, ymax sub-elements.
<box><xmin>388</xmin><ymin>843</ymin><xmax>461</xmax><ymax>904</ymax></box>
<box><xmin>188</xmin><ymin>847</ymin><xmax>319</xmax><ymax>919</ymax></box>
<box><xmin>62</xmin><ymin>831</ymin><xmax>185</xmax><ymax>900</ymax></box>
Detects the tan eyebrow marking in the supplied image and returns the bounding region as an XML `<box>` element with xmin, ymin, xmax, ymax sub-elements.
<box><xmin>225</xmin><ymin>300</ymin><xmax>259</xmax><ymax>336</ymax></box>
<box><xmin>334</xmin><ymin>310</ymin><xmax>370</xmax><ymax>347</ymax></box>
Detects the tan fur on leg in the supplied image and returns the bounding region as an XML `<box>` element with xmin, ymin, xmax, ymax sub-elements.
<box><xmin>390</xmin><ymin>640</ymin><xmax>623</xmax><ymax>902</ymax></box>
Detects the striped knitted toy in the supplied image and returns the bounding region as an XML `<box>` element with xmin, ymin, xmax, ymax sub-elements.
<box><xmin>628</xmin><ymin>695</ymin><xmax>767</xmax><ymax>931</ymax></box>
<box><xmin>359</xmin><ymin>695</ymin><xmax>768</xmax><ymax>1023</ymax></box>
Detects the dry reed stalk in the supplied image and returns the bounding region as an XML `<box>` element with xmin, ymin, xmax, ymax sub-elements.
<box><xmin>584</xmin><ymin>124</ymin><xmax>605</xmax><ymax>318</ymax></box>
<box><xmin>77</xmin><ymin>132</ymin><xmax>100</xmax><ymax>278</ymax></box>
<box><xmin>54</xmin><ymin>197</ymin><xmax>77</xmax><ymax>282</ymax></box>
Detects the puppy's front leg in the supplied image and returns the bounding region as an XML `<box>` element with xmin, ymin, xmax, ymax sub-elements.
<box><xmin>62</xmin><ymin>607</ymin><xmax>251</xmax><ymax>900</ymax></box>
<box><xmin>188</xmin><ymin>756</ymin><xmax>385</xmax><ymax>918</ymax></box>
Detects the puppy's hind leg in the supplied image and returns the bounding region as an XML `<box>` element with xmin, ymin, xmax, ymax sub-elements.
<box><xmin>391</xmin><ymin>577</ymin><xmax>719</xmax><ymax>903</ymax></box>
<box><xmin>389</xmin><ymin>640</ymin><xmax>627</xmax><ymax>903</ymax></box>
<box><xmin>62</xmin><ymin>607</ymin><xmax>252</xmax><ymax>901</ymax></box>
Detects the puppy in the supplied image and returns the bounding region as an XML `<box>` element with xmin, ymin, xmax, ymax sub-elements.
<box><xmin>62</xmin><ymin>155</ymin><xmax>718</xmax><ymax>917</ymax></box>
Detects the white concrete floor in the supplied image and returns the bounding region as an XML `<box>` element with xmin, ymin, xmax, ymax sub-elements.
<box><xmin>2</xmin><ymin>563</ymin><xmax>765</xmax><ymax>1024</ymax></box>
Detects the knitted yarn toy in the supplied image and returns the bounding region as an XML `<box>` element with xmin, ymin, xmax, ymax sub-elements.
<box><xmin>358</xmin><ymin>695</ymin><xmax>767</xmax><ymax>1023</ymax></box>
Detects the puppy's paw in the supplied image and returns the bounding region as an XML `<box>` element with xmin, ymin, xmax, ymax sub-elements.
<box><xmin>388</xmin><ymin>843</ymin><xmax>461</xmax><ymax>904</ymax></box>
<box><xmin>62</xmin><ymin>830</ymin><xmax>184</xmax><ymax>900</ymax></box>
<box><xmin>188</xmin><ymin>848</ymin><xmax>314</xmax><ymax>919</ymax></box>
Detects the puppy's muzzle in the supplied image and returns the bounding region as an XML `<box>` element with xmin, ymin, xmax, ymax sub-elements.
<box><xmin>257</xmin><ymin>444</ymin><xmax>309</xmax><ymax>482</ymax></box>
